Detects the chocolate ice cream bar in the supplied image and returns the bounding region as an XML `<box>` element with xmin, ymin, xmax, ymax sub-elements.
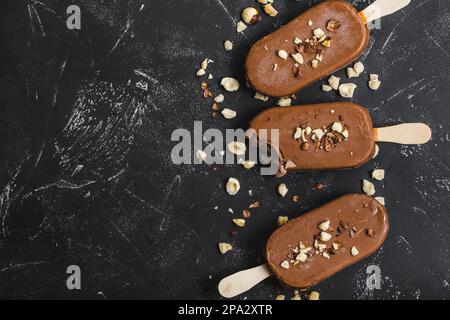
<box><xmin>266</xmin><ymin>194</ymin><xmax>389</xmax><ymax>289</ymax></box>
<box><xmin>245</xmin><ymin>0</ymin><xmax>410</xmax><ymax>97</ymax></box>
<box><xmin>249</xmin><ymin>102</ymin><xmax>431</xmax><ymax>172</ymax></box>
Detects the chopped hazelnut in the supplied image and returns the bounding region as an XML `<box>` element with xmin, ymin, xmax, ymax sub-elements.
<box><xmin>313</xmin><ymin>28</ymin><xmax>325</xmax><ymax>39</ymax></box>
<box><xmin>196</xmin><ymin>68</ymin><xmax>206</xmax><ymax>77</ymax></box>
<box><xmin>236</xmin><ymin>21</ymin><xmax>247</xmax><ymax>33</ymax></box>
<box><xmin>280</xmin><ymin>260</ymin><xmax>290</xmax><ymax>269</ymax></box>
<box><xmin>318</xmin><ymin>220</ymin><xmax>330</xmax><ymax>231</ymax></box>
<box><xmin>220</xmin><ymin>77</ymin><xmax>240</xmax><ymax>92</ymax></box>
<box><xmin>311</xmin><ymin>59</ymin><xmax>319</xmax><ymax>68</ymax></box>
<box><xmin>328</xmin><ymin>75</ymin><xmax>341</xmax><ymax>90</ymax></box>
<box><xmin>278</xmin><ymin>216</ymin><xmax>289</xmax><ymax>226</ymax></box>
<box><xmin>226</xmin><ymin>177</ymin><xmax>240</xmax><ymax>195</ymax></box>
<box><xmin>338</xmin><ymin>83</ymin><xmax>357</xmax><ymax>98</ymax></box>
<box><xmin>277</xmin><ymin>183</ymin><xmax>288</xmax><ymax>197</ymax></box>
<box><xmin>307</xmin><ymin>291</ymin><xmax>320</xmax><ymax>300</ymax></box>
<box><xmin>372</xmin><ymin>169</ymin><xmax>385</xmax><ymax>181</ymax></box>
<box><xmin>375</xmin><ymin>197</ymin><xmax>385</xmax><ymax>206</ymax></box>
<box><xmin>195</xmin><ymin>149</ymin><xmax>207</xmax><ymax>162</ymax></box>
<box><xmin>291</xmin><ymin>52</ymin><xmax>304</xmax><ymax>64</ymax></box>
<box><xmin>224</xmin><ymin>40</ymin><xmax>233</xmax><ymax>51</ymax></box>
<box><xmin>326</xmin><ymin>19</ymin><xmax>341</xmax><ymax>31</ymax></box>
<box><xmin>354</xmin><ymin>61</ymin><xmax>365</xmax><ymax>74</ymax></box>
<box><xmin>218</xmin><ymin>243</ymin><xmax>233</xmax><ymax>254</ymax></box>
<box><xmin>254</xmin><ymin>91</ymin><xmax>269</xmax><ymax>101</ymax></box>
<box><xmin>362</xmin><ymin>179</ymin><xmax>375</xmax><ymax>196</ymax></box>
<box><xmin>351</xmin><ymin>246</ymin><xmax>359</xmax><ymax>256</ymax></box>
<box><xmin>263</xmin><ymin>4</ymin><xmax>278</xmax><ymax>17</ymax></box>
<box><xmin>347</xmin><ymin>67</ymin><xmax>359</xmax><ymax>78</ymax></box>
<box><xmin>214</xmin><ymin>94</ymin><xmax>224</xmax><ymax>103</ymax></box>
<box><xmin>242</xmin><ymin>7</ymin><xmax>261</xmax><ymax>25</ymax></box>
<box><xmin>320</xmin><ymin>231</ymin><xmax>332</xmax><ymax>242</ymax></box>
<box><xmin>221</xmin><ymin>108</ymin><xmax>237</xmax><ymax>119</ymax></box>
<box><xmin>232</xmin><ymin>218</ymin><xmax>246</xmax><ymax>227</ymax></box>
<box><xmin>322</xmin><ymin>84</ymin><xmax>333</xmax><ymax>92</ymax></box>
<box><xmin>331</xmin><ymin>122</ymin><xmax>343</xmax><ymax>133</ymax></box>
<box><xmin>227</xmin><ymin>141</ymin><xmax>246</xmax><ymax>156</ymax></box>
<box><xmin>275</xmin><ymin>295</ymin><xmax>285</xmax><ymax>300</ymax></box>
<box><xmin>277</xmin><ymin>50</ymin><xmax>288</xmax><ymax>59</ymax></box>
<box><xmin>277</xmin><ymin>97</ymin><xmax>292</xmax><ymax>106</ymax></box>
<box><xmin>294</xmin><ymin>37</ymin><xmax>302</xmax><ymax>44</ymax></box>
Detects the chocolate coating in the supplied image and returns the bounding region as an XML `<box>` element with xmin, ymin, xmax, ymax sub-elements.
<box><xmin>266</xmin><ymin>194</ymin><xmax>389</xmax><ymax>289</ymax></box>
<box><xmin>245</xmin><ymin>0</ymin><xmax>369</xmax><ymax>97</ymax></box>
<box><xmin>249</xmin><ymin>102</ymin><xmax>375</xmax><ymax>170</ymax></box>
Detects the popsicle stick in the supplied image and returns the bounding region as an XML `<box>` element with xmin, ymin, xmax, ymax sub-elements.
<box><xmin>360</xmin><ymin>0</ymin><xmax>411</xmax><ymax>24</ymax></box>
<box><xmin>218</xmin><ymin>264</ymin><xmax>272</xmax><ymax>298</ymax></box>
<box><xmin>375</xmin><ymin>123</ymin><xmax>432</xmax><ymax>144</ymax></box>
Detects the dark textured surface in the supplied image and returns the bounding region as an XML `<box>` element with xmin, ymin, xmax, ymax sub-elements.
<box><xmin>0</xmin><ymin>0</ymin><xmax>448</xmax><ymax>299</ymax></box>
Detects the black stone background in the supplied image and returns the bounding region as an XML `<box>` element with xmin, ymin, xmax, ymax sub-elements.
<box><xmin>0</xmin><ymin>0</ymin><xmax>448</xmax><ymax>299</ymax></box>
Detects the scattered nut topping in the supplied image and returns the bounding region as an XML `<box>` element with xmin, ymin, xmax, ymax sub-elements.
<box><xmin>362</xmin><ymin>179</ymin><xmax>375</xmax><ymax>196</ymax></box>
<box><xmin>315</xmin><ymin>183</ymin><xmax>324</xmax><ymax>190</ymax></box>
<box><xmin>272</xmin><ymin>63</ymin><xmax>278</xmax><ymax>71</ymax></box>
<box><xmin>351</xmin><ymin>246</ymin><xmax>359</xmax><ymax>256</ymax></box>
<box><xmin>313</xmin><ymin>28</ymin><xmax>325</xmax><ymax>39</ymax></box>
<box><xmin>236</xmin><ymin>21</ymin><xmax>247</xmax><ymax>33</ymax></box>
<box><xmin>241</xmin><ymin>160</ymin><xmax>256</xmax><ymax>169</ymax></box>
<box><xmin>277</xmin><ymin>97</ymin><xmax>292</xmax><ymax>106</ymax></box>
<box><xmin>263</xmin><ymin>4</ymin><xmax>279</xmax><ymax>17</ymax></box>
<box><xmin>322</xmin><ymin>252</ymin><xmax>330</xmax><ymax>259</ymax></box>
<box><xmin>208</xmin><ymin>74</ymin><xmax>213</xmax><ymax>79</ymax></box>
<box><xmin>320</xmin><ymin>231</ymin><xmax>332</xmax><ymax>242</ymax></box>
<box><xmin>280</xmin><ymin>260</ymin><xmax>290</xmax><ymax>269</ymax></box>
<box><xmin>232</xmin><ymin>218</ymin><xmax>246</xmax><ymax>227</ymax></box>
<box><xmin>291</xmin><ymin>52</ymin><xmax>304</xmax><ymax>65</ymax></box>
<box><xmin>292</xmin><ymin>195</ymin><xmax>300</xmax><ymax>203</ymax></box>
<box><xmin>226</xmin><ymin>177</ymin><xmax>240</xmax><ymax>195</ymax></box>
<box><xmin>372</xmin><ymin>169</ymin><xmax>385</xmax><ymax>181</ymax></box>
<box><xmin>291</xmin><ymin>293</ymin><xmax>301</xmax><ymax>300</ymax></box>
<box><xmin>275</xmin><ymin>295</ymin><xmax>285</xmax><ymax>300</ymax></box>
<box><xmin>220</xmin><ymin>77</ymin><xmax>240</xmax><ymax>92</ymax></box>
<box><xmin>196</xmin><ymin>68</ymin><xmax>206</xmax><ymax>77</ymax></box>
<box><xmin>311</xmin><ymin>128</ymin><xmax>324</xmax><ymax>140</ymax></box>
<box><xmin>224</xmin><ymin>40</ymin><xmax>233</xmax><ymax>51</ymax></box>
<box><xmin>342</xmin><ymin>129</ymin><xmax>349</xmax><ymax>139</ymax></box>
<box><xmin>326</xmin><ymin>19</ymin><xmax>341</xmax><ymax>31</ymax></box>
<box><xmin>367</xmin><ymin>228</ymin><xmax>377</xmax><ymax>237</ymax></box>
<box><xmin>227</xmin><ymin>141</ymin><xmax>246</xmax><ymax>156</ymax></box>
<box><xmin>311</xmin><ymin>59</ymin><xmax>319</xmax><ymax>68</ymax></box>
<box><xmin>277</xmin><ymin>183</ymin><xmax>288</xmax><ymax>197</ymax></box>
<box><xmin>332</xmin><ymin>242</ymin><xmax>344</xmax><ymax>250</ymax></box>
<box><xmin>301</xmin><ymin>142</ymin><xmax>310</xmax><ymax>150</ymax></box>
<box><xmin>293</xmin><ymin>127</ymin><xmax>302</xmax><ymax>140</ymax></box>
<box><xmin>242</xmin><ymin>7</ymin><xmax>261</xmax><ymax>25</ymax></box>
<box><xmin>249</xmin><ymin>201</ymin><xmax>260</xmax><ymax>209</ymax></box>
<box><xmin>375</xmin><ymin>197</ymin><xmax>385</xmax><ymax>206</ymax></box>
<box><xmin>242</xmin><ymin>209</ymin><xmax>251</xmax><ymax>218</ymax></box>
<box><xmin>369</xmin><ymin>74</ymin><xmax>381</xmax><ymax>90</ymax></box>
<box><xmin>322</xmin><ymin>84</ymin><xmax>333</xmax><ymax>92</ymax></box>
<box><xmin>201</xmin><ymin>81</ymin><xmax>213</xmax><ymax>98</ymax></box>
<box><xmin>294</xmin><ymin>37</ymin><xmax>302</xmax><ymax>44</ymax></box>
<box><xmin>254</xmin><ymin>91</ymin><xmax>269</xmax><ymax>101</ymax></box>
<box><xmin>221</xmin><ymin>108</ymin><xmax>237</xmax><ymax>119</ymax></box>
<box><xmin>347</xmin><ymin>67</ymin><xmax>359</xmax><ymax>78</ymax></box>
<box><xmin>354</xmin><ymin>61</ymin><xmax>365</xmax><ymax>74</ymax></box>
<box><xmin>328</xmin><ymin>75</ymin><xmax>341</xmax><ymax>90</ymax></box>
<box><xmin>307</xmin><ymin>291</ymin><xmax>320</xmax><ymax>300</ymax></box>
<box><xmin>214</xmin><ymin>94</ymin><xmax>224</xmax><ymax>103</ymax></box>
<box><xmin>219</xmin><ymin>243</ymin><xmax>233</xmax><ymax>254</ymax></box>
<box><xmin>321</xmin><ymin>37</ymin><xmax>332</xmax><ymax>48</ymax></box>
<box><xmin>308</xmin><ymin>19</ymin><xmax>313</xmax><ymax>26</ymax></box>
<box><xmin>277</xmin><ymin>49</ymin><xmax>288</xmax><ymax>60</ymax></box>
<box><xmin>278</xmin><ymin>216</ymin><xmax>289</xmax><ymax>226</ymax></box>
<box><xmin>318</xmin><ymin>220</ymin><xmax>330</xmax><ymax>231</ymax></box>
<box><xmin>201</xmin><ymin>58</ymin><xmax>211</xmax><ymax>70</ymax></box>
<box><xmin>195</xmin><ymin>149</ymin><xmax>207</xmax><ymax>162</ymax></box>
<box><xmin>338</xmin><ymin>83</ymin><xmax>357</xmax><ymax>98</ymax></box>
<box><xmin>331</xmin><ymin>122</ymin><xmax>343</xmax><ymax>133</ymax></box>
<box><xmin>373</xmin><ymin>144</ymin><xmax>380</xmax><ymax>158</ymax></box>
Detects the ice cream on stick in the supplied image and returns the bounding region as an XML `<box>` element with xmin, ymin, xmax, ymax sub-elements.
<box><xmin>245</xmin><ymin>0</ymin><xmax>411</xmax><ymax>98</ymax></box>
<box><xmin>218</xmin><ymin>194</ymin><xmax>388</xmax><ymax>298</ymax></box>
<box><xmin>248</xmin><ymin>102</ymin><xmax>431</xmax><ymax>172</ymax></box>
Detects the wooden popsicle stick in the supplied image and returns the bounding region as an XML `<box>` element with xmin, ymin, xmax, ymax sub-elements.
<box><xmin>218</xmin><ymin>264</ymin><xmax>272</xmax><ymax>298</ymax></box>
<box><xmin>359</xmin><ymin>0</ymin><xmax>411</xmax><ymax>24</ymax></box>
<box><xmin>375</xmin><ymin>123</ymin><xmax>432</xmax><ymax>144</ymax></box>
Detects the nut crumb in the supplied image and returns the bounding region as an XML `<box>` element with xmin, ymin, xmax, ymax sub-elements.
<box><xmin>375</xmin><ymin>197</ymin><xmax>385</xmax><ymax>206</ymax></box>
<box><xmin>275</xmin><ymin>295</ymin><xmax>285</xmax><ymax>300</ymax></box>
<box><xmin>277</xmin><ymin>183</ymin><xmax>288</xmax><ymax>197</ymax></box>
<box><xmin>280</xmin><ymin>260</ymin><xmax>290</xmax><ymax>269</ymax></box>
<box><xmin>278</xmin><ymin>216</ymin><xmax>289</xmax><ymax>226</ymax></box>
<box><xmin>263</xmin><ymin>4</ymin><xmax>278</xmax><ymax>17</ymax></box>
<box><xmin>221</xmin><ymin>77</ymin><xmax>240</xmax><ymax>92</ymax></box>
<box><xmin>226</xmin><ymin>177</ymin><xmax>240</xmax><ymax>195</ymax></box>
<box><xmin>254</xmin><ymin>91</ymin><xmax>269</xmax><ymax>101</ymax></box>
<box><xmin>236</xmin><ymin>21</ymin><xmax>247</xmax><ymax>33</ymax></box>
<box><xmin>338</xmin><ymin>83</ymin><xmax>357</xmax><ymax>98</ymax></box>
<box><xmin>277</xmin><ymin>97</ymin><xmax>292</xmax><ymax>106</ymax></box>
<box><xmin>372</xmin><ymin>169</ymin><xmax>385</xmax><ymax>181</ymax></box>
<box><xmin>227</xmin><ymin>141</ymin><xmax>246</xmax><ymax>155</ymax></box>
<box><xmin>318</xmin><ymin>220</ymin><xmax>330</xmax><ymax>231</ymax></box>
<box><xmin>351</xmin><ymin>246</ymin><xmax>359</xmax><ymax>256</ymax></box>
<box><xmin>224</xmin><ymin>40</ymin><xmax>233</xmax><ymax>51</ymax></box>
<box><xmin>307</xmin><ymin>291</ymin><xmax>320</xmax><ymax>300</ymax></box>
<box><xmin>242</xmin><ymin>7</ymin><xmax>261</xmax><ymax>25</ymax></box>
<box><xmin>232</xmin><ymin>218</ymin><xmax>246</xmax><ymax>227</ymax></box>
<box><xmin>362</xmin><ymin>179</ymin><xmax>375</xmax><ymax>196</ymax></box>
<box><xmin>218</xmin><ymin>243</ymin><xmax>233</xmax><ymax>254</ymax></box>
<box><xmin>221</xmin><ymin>108</ymin><xmax>236</xmax><ymax>119</ymax></box>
